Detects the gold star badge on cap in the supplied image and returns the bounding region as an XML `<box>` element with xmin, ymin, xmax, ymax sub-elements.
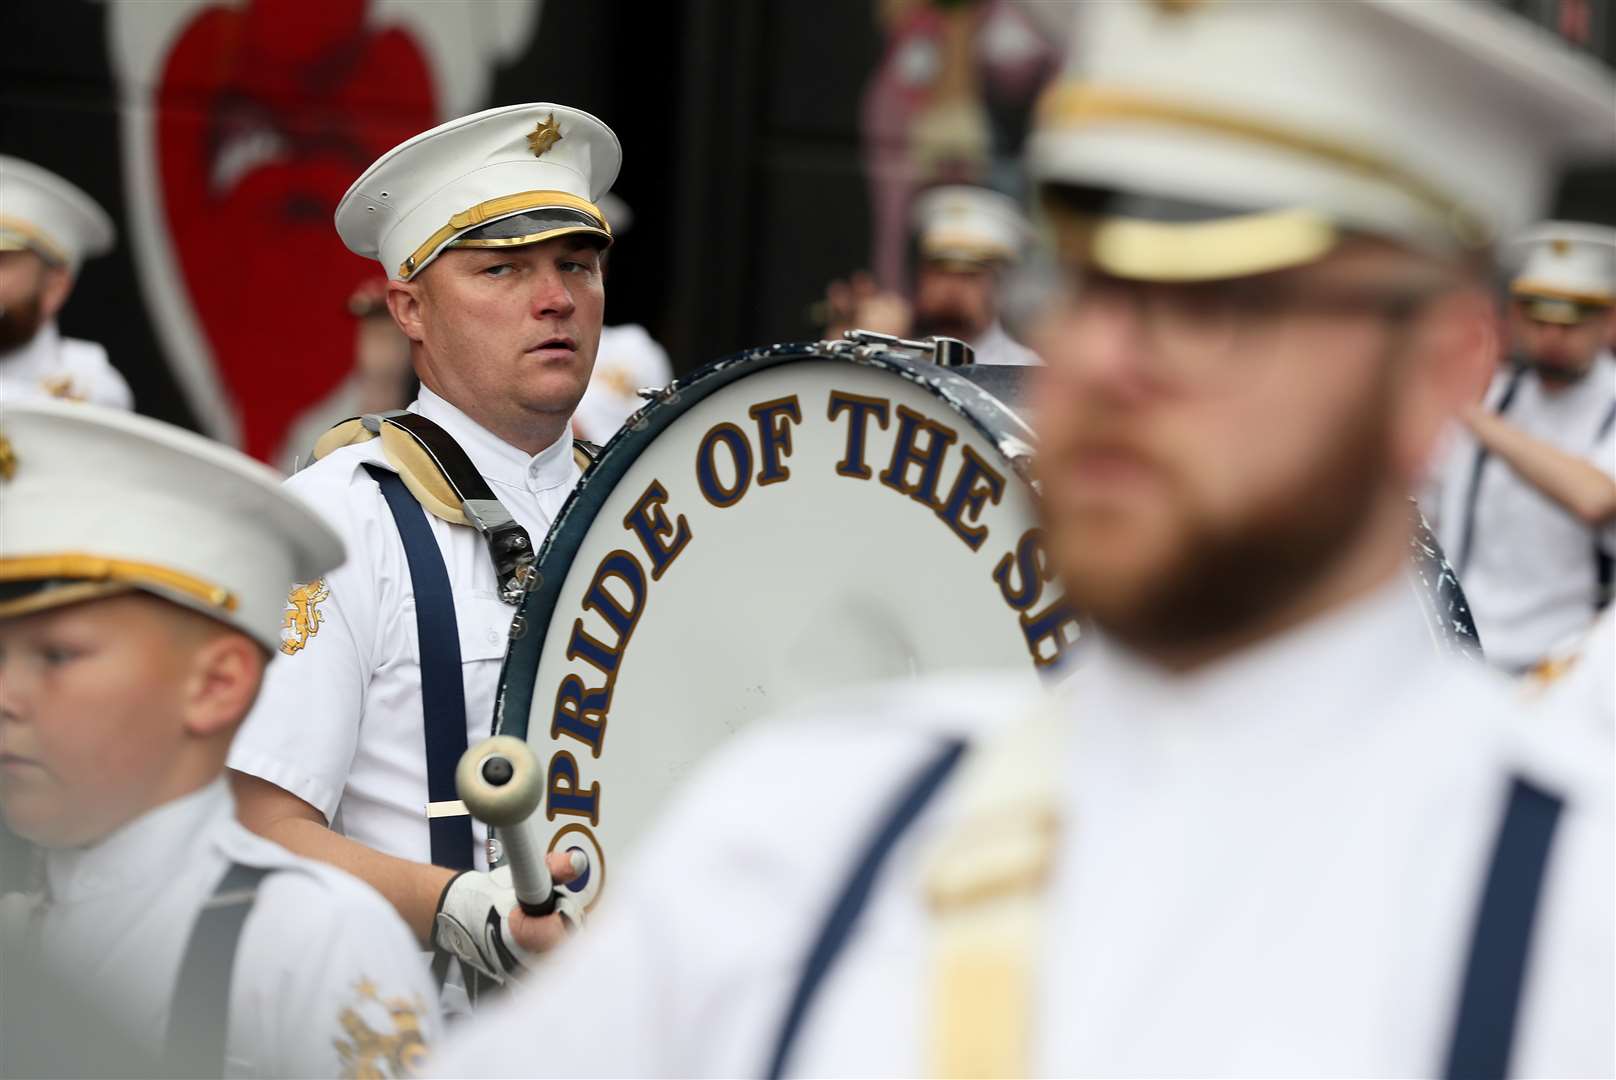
<box><xmin>0</xmin><ymin>433</ymin><xmax>15</xmax><ymax>481</ymax></box>
<box><xmin>527</xmin><ymin>113</ymin><xmax>563</xmax><ymax>158</ymax></box>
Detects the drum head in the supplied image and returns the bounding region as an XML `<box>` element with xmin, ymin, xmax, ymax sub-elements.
<box><xmin>496</xmin><ymin>344</ymin><xmax>1077</xmax><ymax>908</ymax></box>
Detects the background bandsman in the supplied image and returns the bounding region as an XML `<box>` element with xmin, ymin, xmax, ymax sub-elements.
<box><xmin>1430</xmin><ymin>222</ymin><xmax>1616</xmax><ymax>672</ymax></box>
<box><xmin>0</xmin><ymin>157</ymin><xmax>131</xmax><ymax>409</ymax></box>
<box><xmin>822</xmin><ymin>183</ymin><xmax>1040</xmax><ymax>365</ymax></box>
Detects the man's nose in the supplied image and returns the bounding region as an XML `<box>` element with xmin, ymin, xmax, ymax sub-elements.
<box><xmin>530</xmin><ymin>268</ymin><xmax>577</xmax><ymax>321</ymax></box>
<box><xmin>0</xmin><ymin>653</ymin><xmax>29</xmax><ymax>726</ymax></box>
<box><xmin>1057</xmin><ymin>294</ymin><xmax>1158</xmax><ymax>405</ymax></box>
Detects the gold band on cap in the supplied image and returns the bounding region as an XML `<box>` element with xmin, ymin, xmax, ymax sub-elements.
<box><xmin>0</xmin><ymin>554</ymin><xmax>238</xmax><ymax>614</ymax></box>
<box><xmin>1509</xmin><ymin>280</ymin><xmax>1615</xmax><ymax>309</ymax></box>
<box><xmin>1060</xmin><ymin>207</ymin><xmax>1340</xmax><ymax>283</ymax></box>
<box><xmin>1036</xmin><ymin>84</ymin><xmax>1487</xmax><ymax>247</ymax></box>
<box><xmin>0</xmin><ymin>216</ymin><xmax>70</xmax><ymax>266</ymax></box>
<box><xmin>920</xmin><ymin>232</ymin><xmax>1017</xmax><ymax>266</ymax></box>
<box><xmin>399</xmin><ymin>190</ymin><xmax>611</xmax><ymax>279</ymax></box>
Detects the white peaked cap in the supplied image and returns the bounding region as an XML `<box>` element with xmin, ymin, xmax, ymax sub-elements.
<box><xmin>1027</xmin><ymin>0</ymin><xmax>1616</xmax><ymax>282</ymax></box>
<box><xmin>913</xmin><ymin>185</ymin><xmax>1030</xmax><ymax>265</ymax></box>
<box><xmin>1510</xmin><ymin>221</ymin><xmax>1616</xmax><ymax>316</ymax></box>
<box><xmin>335</xmin><ymin>102</ymin><xmax>622</xmax><ymax>281</ymax></box>
<box><xmin>0</xmin><ymin>156</ymin><xmax>115</xmax><ymax>270</ymax></box>
<box><xmin>0</xmin><ymin>401</ymin><xmax>344</xmax><ymax>652</ymax></box>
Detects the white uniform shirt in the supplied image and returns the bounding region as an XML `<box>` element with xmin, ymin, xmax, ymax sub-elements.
<box><xmin>230</xmin><ymin>386</ymin><xmax>581</xmax><ymax>868</ymax></box>
<box><xmin>1528</xmin><ymin>606</ymin><xmax>1615</xmax><ymax>743</ymax></box>
<box><xmin>970</xmin><ymin>319</ymin><xmax>1041</xmax><ymax>366</ymax></box>
<box><xmin>434</xmin><ymin>583</ymin><xmax>1613</xmax><ymax>1078</ymax></box>
<box><xmin>9</xmin><ymin>781</ymin><xmax>439</xmax><ymax>1077</ymax></box>
<box><xmin>571</xmin><ymin>323</ymin><xmax>673</xmax><ymax>443</ymax></box>
<box><xmin>0</xmin><ymin>321</ymin><xmax>132</xmax><ymax>409</ymax></box>
<box><xmin>1431</xmin><ymin>354</ymin><xmax>1616</xmax><ymax>671</ymax></box>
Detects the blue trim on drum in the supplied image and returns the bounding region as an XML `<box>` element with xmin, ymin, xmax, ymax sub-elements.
<box><xmin>492</xmin><ymin>342</ymin><xmax>1037</xmax><ymax>741</ymax></box>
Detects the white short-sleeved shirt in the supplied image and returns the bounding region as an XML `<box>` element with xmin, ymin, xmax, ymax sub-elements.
<box><xmin>571</xmin><ymin>323</ymin><xmax>674</xmax><ymax>444</ymax></box>
<box><xmin>433</xmin><ymin>582</ymin><xmax>1613</xmax><ymax>1079</ymax></box>
<box><xmin>971</xmin><ymin>320</ymin><xmax>1041</xmax><ymax>366</ymax></box>
<box><xmin>7</xmin><ymin>781</ymin><xmax>440</xmax><ymax>1078</ymax></box>
<box><xmin>1431</xmin><ymin>354</ymin><xmax>1616</xmax><ymax>671</ymax></box>
<box><xmin>1527</xmin><ymin>606</ymin><xmax>1615</xmax><ymax>742</ymax></box>
<box><xmin>229</xmin><ymin>386</ymin><xmax>581</xmax><ymax>868</ymax></box>
<box><xmin>0</xmin><ymin>321</ymin><xmax>132</xmax><ymax>409</ymax></box>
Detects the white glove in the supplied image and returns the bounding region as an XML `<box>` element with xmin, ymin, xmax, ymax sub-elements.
<box><xmin>431</xmin><ymin>865</ymin><xmax>583</xmax><ymax>984</ymax></box>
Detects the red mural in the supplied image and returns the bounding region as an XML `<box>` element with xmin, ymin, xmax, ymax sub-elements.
<box><xmin>153</xmin><ymin>0</ymin><xmax>435</xmax><ymax>460</ymax></box>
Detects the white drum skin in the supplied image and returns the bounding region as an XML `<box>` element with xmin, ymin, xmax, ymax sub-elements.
<box><xmin>501</xmin><ymin>353</ymin><xmax>1076</xmax><ymax>910</ymax></box>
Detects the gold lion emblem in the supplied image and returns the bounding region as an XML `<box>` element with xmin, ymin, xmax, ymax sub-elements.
<box><xmin>333</xmin><ymin>978</ymin><xmax>429</xmax><ymax>1079</ymax></box>
<box><xmin>280</xmin><ymin>578</ymin><xmax>330</xmax><ymax>656</ymax></box>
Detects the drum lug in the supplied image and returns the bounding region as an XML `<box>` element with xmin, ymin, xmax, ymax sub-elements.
<box><xmin>830</xmin><ymin>329</ymin><xmax>977</xmax><ymax>367</ymax></box>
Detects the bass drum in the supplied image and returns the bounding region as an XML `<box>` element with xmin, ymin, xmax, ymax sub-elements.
<box><xmin>494</xmin><ymin>340</ymin><xmax>1482</xmax><ymax>911</ymax></box>
<box><xmin>494</xmin><ymin>340</ymin><xmax>1075</xmax><ymax>909</ymax></box>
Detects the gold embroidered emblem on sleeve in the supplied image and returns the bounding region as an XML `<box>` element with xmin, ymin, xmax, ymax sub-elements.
<box><xmin>280</xmin><ymin>577</ymin><xmax>330</xmax><ymax>656</ymax></box>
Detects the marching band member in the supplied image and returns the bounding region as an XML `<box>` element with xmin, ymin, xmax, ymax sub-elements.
<box><xmin>229</xmin><ymin>103</ymin><xmax>613</xmax><ymax>997</ymax></box>
<box><xmin>224</xmin><ymin>103</ymin><xmax>607</xmax><ymax>1002</ymax></box>
<box><xmin>822</xmin><ymin>183</ymin><xmax>1040</xmax><ymax>365</ymax></box>
<box><xmin>436</xmin><ymin>2</ymin><xmax>1615</xmax><ymax>1076</ymax></box>
<box><xmin>0</xmin><ymin>400</ymin><xmax>437</xmax><ymax>1078</ymax></box>
<box><xmin>1430</xmin><ymin>223</ymin><xmax>1616</xmax><ymax>672</ymax></box>
<box><xmin>0</xmin><ymin>157</ymin><xmax>132</xmax><ymax>409</ymax></box>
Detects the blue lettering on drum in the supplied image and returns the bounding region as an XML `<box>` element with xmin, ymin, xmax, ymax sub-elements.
<box><xmin>542</xmin><ymin>387</ymin><xmax>1079</xmax><ymax>883</ymax></box>
<box><xmin>993</xmin><ymin>527</ymin><xmax>1081</xmax><ymax>668</ymax></box>
<box><xmin>748</xmin><ymin>395</ymin><xmax>802</xmax><ymax>485</ymax></box>
<box><xmin>695</xmin><ymin>422</ymin><xmax>753</xmax><ymax>507</ymax></box>
<box><xmin>827</xmin><ymin>391</ymin><xmax>890</xmax><ymax>478</ymax></box>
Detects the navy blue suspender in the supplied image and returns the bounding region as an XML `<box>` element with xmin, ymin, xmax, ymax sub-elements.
<box><xmin>1594</xmin><ymin>401</ymin><xmax>1616</xmax><ymax>610</ymax></box>
<box><xmin>765</xmin><ymin>739</ymin><xmax>965</xmax><ymax>1080</ymax></box>
<box><xmin>164</xmin><ymin>862</ymin><xmax>270</xmax><ymax>1079</ymax></box>
<box><xmin>1455</xmin><ymin>368</ymin><xmax>1526</xmax><ymax>577</ymax></box>
<box><xmin>1442</xmin><ymin>777</ymin><xmax>1565</xmax><ymax>1080</ymax></box>
<box><xmin>364</xmin><ymin>464</ymin><xmax>475</xmax><ymax>871</ymax></box>
<box><xmin>764</xmin><ymin>763</ymin><xmax>1563</xmax><ymax>1080</ymax></box>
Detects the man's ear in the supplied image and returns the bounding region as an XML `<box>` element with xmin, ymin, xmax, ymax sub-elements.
<box><xmin>179</xmin><ymin>631</ymin><xmax>267</xmax><ymax>740</ymax></box>
<box><xmin>36</xmin><ymin>265</ymin><xmax>74</xmax><ymax>322</ymax></box>
<box><xmin>386</xmin><ymin>278</ymin><xmax>426</xmax><ymax>343</ymax></box>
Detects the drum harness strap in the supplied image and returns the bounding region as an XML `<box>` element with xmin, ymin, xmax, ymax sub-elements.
<box><xmin>310</xmin><ymin>414</ymin><xmax>600</xmax><ymax>873</ymax></box>
<box><xmin>163</xmin><ymin>862</ymin><xmax>271</xmax><ymax>1079</ymax></box>
<box><xmin>764</xmin><ymin>701</ymin><xmax>1565</xmax><ymax>1080</ymax></box>
<box><xmin>1456</xmin><ymin>368</ymin><xmax>1616</xmax><ymax>612</ymax></box>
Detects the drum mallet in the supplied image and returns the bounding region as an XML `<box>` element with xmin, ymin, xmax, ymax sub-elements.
<box><xmin>456</xmin><ymin>735</ymin><xmax>557</xmax><ymax>917</ymax></box>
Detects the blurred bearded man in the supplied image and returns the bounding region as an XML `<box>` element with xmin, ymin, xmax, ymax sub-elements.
<box><xmin>0</xmin><ymin>157</ymin><xmax>130</xmax><ymax>408</ymax></box>
<box><xmin>434</xmin><ymin>3</ymin><xmax>1615</xmax><ymax>1078</ymax></box>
